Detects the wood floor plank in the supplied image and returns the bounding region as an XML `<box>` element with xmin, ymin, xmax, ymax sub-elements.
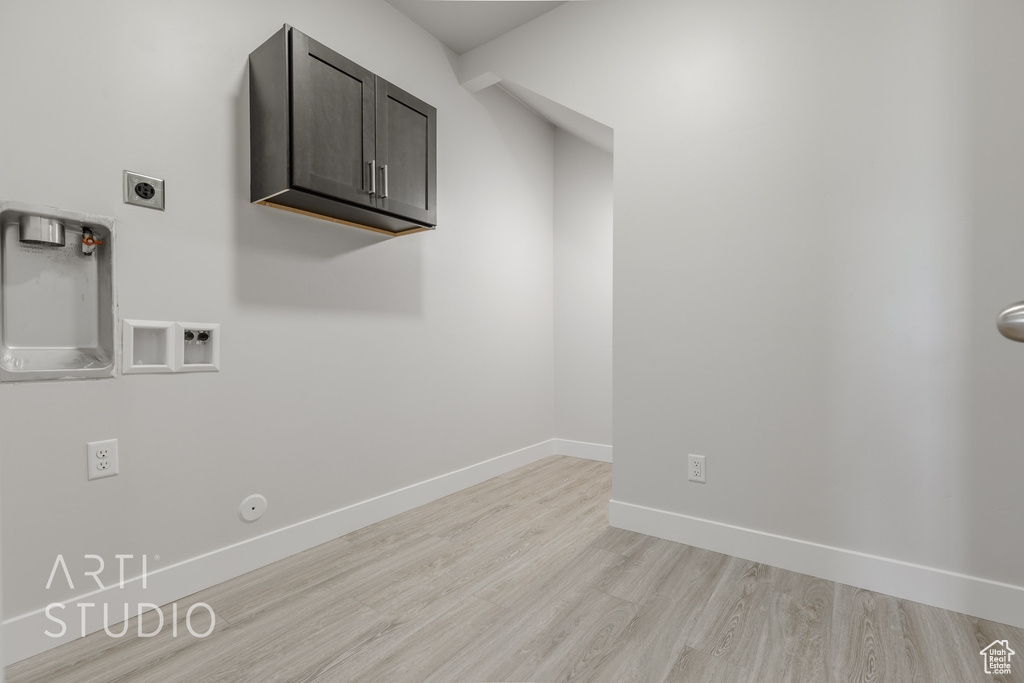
<box><xmin>505</xmin><ymin>589</ymin><xmax>639</xmax><ymax>683</ymax></box>
<box><xmin>597</xmin><ymin>535</ymin><xmax>690</xmax><ymax>606</ymax></box>
<box><xmin>337</xmin><ymin>535</ymin><xmax>470</xmax><ymax>617</ymax></box>
<box><xmin>586</xmin><ymin>544</ymin><xmax>730</xmax><ymax>683</ymax></box>
<box><xmin>830</xmin><ymin>584</ymin><xmax>911</xmax><ymax>683</ymax></box>
<box><xmin>431</xmin><ymin>459</ymin><xmax>609</xmax><ymax>549</ymax></box>
<box><xmin>184</xmin><ymin>535</ymin><xmax>355</xmax><ymax>623</ymax></box>
<box><xmin>469</xmin><ymin>504</ymin><xmax>612</xmax><ymax>610</ymax></box>
<box><xmin>899</xmin><ymin>599</ymin><xmax>986</xmax><ymax>683</ymax></box>
<box><xmin>192</xmin><ymin>531</ymin><xmax>449</xmax><ymax>626</ymax></box>
<box><xmin>665</xmin><ymin>645</ymin><xmax>750</xmax><ymax>683</ymax></box>
<box><xmin>685</xmin><ymin>556</ymin><xmax>780</xmax><ymax>672</ymax></box>
<box><xmin>755</xmin><ymin>572</ymin><xmax>835</xmax><ymax>683</ymax></box>
<box><xmin>119</xmin><ymin>586</ymin><xmax>387</xmax><ymax>682</ymax></box>
<box><xmin>344</xmin><ymin>455</ymin><xmax>576</xmax><ymax>550</ymax></box>
<box><xmin>425</xmin><ymin>455</ymin><xmax>584</xmax><ymax>526</ymax></box>
<box><xmin>420</xmin><ymin>546</ymin><xmax>627</xmax><ymax>682</ymax></box>
<box><xmin>8</xmin><ymin>455</ymin><xmax>1023</xmax><ymax>683</ymax></box>
<box><xmin>311</xmin><ymin>594</ymin><xmax>506</xmax><ymax>683</ymax></box>
<box><xmin>589</xmin><ymin>525</ymin><xmax>653</xmax><ymax>557</ymax></box>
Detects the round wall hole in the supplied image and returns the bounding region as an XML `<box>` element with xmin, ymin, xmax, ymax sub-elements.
<box><xmin>239</xmin><ymin>494</ymin><xmax>267</xmax><ymax>522</ymax></box>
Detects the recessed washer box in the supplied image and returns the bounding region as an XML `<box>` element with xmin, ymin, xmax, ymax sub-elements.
<box><xmin>122</xmin><ymin>320</ymin><xmax>176</xmax><ymax>374</ymax></box>
<box><xmin>177</xmin><ymin>322</ymin><xmax>220</xmax><ymax>372</ymax></box>
<box><xmin>0</xmin><ymin>200</ymin><xmax>116</xmax><ymax>382</ymax></box>
<box><xmin>122</xmin><ymin>321</ymin><xmax>220</xmax><ymax>373</ymax></box>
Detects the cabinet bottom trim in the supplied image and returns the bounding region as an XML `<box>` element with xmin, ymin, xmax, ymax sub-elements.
<box><xmin>257</xmin><ymin>200</ymin><xmax>432</xmax><ymax>237</ymax></box>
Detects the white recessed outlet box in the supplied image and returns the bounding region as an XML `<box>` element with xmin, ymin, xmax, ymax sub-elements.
<box><xmin>177</xmin><ymin>322</ymin><xmax>220</xmax><ymax>373</ymax></box>
<box><xmin>688</xmin><ymin>454</ymin><xmax>706</xmax><ymax>484</ymax></box>
<box><xmin>123</xmin><ymin>320</ymin><xmax>175</xmax><ymax>374</ymax></box>
<box><xmin>87</xmin><ymin>439</ymin><xmax>119</xmax><ymax>480</ymax></box>
<box><xmin>122</xmin><ymin>320</ymin><xmax>220</xmax><ymax>374</ymax></box>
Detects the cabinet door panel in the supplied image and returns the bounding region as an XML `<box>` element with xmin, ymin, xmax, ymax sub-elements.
<box><xmin>376</xmin><ymin>79</ymin><xmax>436</xmax><ymax>226</ymax></box>
<box><xmin>291</xmin><ymin>30</ymin><xmax>375</xmax><ymax>207</ymax></box>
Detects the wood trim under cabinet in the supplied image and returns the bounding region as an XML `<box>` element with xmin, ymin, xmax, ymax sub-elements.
<box><xmin>257</xmin><ymin>201</ymin><xmax>431</xmax><ymax>237</ymax></box>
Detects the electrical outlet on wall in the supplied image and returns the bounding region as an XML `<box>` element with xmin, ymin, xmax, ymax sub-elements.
<box><xmin>87</xmin><ymin>439</ymin><xmax>119</xmax><ymax>480</ymax></box>
<box><xmin>123</xmin><ymin>171</ymin><xmax>165</xmax><ymax>210</ymax></box>
<box><xmin>688</xmin><ymin>454</ymin><xmax>706</xmax><ymax>484</ymax></box>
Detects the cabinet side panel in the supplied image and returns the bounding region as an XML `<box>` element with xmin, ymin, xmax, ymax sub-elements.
<box><xmin>248</xmin><ymin>26</ymin><xmax>289</xmax><ymax>202</ymax></box>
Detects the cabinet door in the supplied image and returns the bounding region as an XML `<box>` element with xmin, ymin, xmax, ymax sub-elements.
<box><xmin>290</xmin><ymin>29</ymin><xmax>376</xmax><ymax>208</ymax></box>
<box><xmin>375</xmin><ymin>78</ymin><xmax>437</xmax><ymax>226</ymax></box>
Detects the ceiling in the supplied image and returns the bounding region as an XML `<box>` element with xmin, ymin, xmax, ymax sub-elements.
<box><xmin>383</xmin><ymin>0</ymin><xmax>612</xmax><ymax>150</ymax></box>
<box><xmin>383</xmin><ymin>0</ymin><xmax>567</xmax><ymax>55</ymax></box>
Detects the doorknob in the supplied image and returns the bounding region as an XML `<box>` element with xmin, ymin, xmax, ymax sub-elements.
<box><xmin>997</xmin><ymin>302</ymin><xmax>1024</xmax><ymax>342</ymax></box>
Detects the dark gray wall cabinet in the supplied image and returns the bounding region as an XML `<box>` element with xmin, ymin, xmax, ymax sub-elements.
<box><xmin>249</xmin><ymin>26</ymin><xmax>437</xmax><ymax>236</ymax></box>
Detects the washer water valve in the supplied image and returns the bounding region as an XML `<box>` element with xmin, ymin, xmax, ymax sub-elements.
<box><xmin>81</xmin><ymin>228</ymin><xmax>103</xmax><ymax>255</ymax></box>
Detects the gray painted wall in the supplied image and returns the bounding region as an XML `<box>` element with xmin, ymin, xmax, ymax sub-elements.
<box><xmin>461</xmin><ymin>0</ymin><xmax>1024</xmax><ymax>597</ymax></box>
<box><xmin>554</xmin><ymin>131</ymin><xmax>613</xmax><ymax>447</ymax></box>
<box><xmin>0</xmin><ymin>0</ymin><xmax>557</xmax><ymax>618</ymax></box>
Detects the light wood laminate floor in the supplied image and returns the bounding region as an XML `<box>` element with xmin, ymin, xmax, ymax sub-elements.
<box><xmin>7</xmin><ymin>455</ymin><xmax>1023</xmax><ymax>682</ymax></box>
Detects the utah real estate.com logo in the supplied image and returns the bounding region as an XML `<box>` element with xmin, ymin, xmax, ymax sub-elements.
<box><xmin>980</xmin><ymin>639</ymin><xmax>1015</xmax><ymax>676</ymax></box>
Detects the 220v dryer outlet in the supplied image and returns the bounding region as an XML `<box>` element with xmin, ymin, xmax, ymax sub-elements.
<box><xmin>123</xmin><ymin>171</ymin><xmax>165</xmax><ymax>210</ymax></box>
<box><xmin>87</xmin><ymin>439</ymin><xmax>119</xmax><ymax>480</ymax></box>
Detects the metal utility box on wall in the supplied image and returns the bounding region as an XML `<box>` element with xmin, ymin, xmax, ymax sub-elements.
<box><xmin>248</xmin><ymin>25</ymin><xmax>437</xmax><ymax>236</ymax></box>
<box><xmin>0</xmin><ymin>200</ymin><xmax>116</xmax><ymax>382</ymax></box>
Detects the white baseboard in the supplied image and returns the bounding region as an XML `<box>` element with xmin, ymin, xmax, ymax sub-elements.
<box><xmin>3</xmin><ymin>440</ymin><xmax>560</xmax><ymax>664</ymax></box>
<box><xmin>552</xmin><ymin>438</ymin><xmax>612</xmax><ymax>463</ymax></box>
<box><xmin>609</xmin><ymin>499</ymin><xmax>1024</xmax><ymax>630</ymax></box>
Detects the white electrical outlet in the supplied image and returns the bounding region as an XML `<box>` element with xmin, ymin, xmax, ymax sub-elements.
<box><xmin>688</xmin><ymin>454</ymin><xmax>706</xmax><ymax>483</ymax></box>
<box><xmin>87</xmin><ymin>439</ymin><xmax>119</xmax><ymax>480</ymax></box>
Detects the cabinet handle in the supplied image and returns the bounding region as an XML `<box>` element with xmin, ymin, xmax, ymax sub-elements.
<box><xmin>368</xmin><ymin>160</ymin><xmax>376</xmax><ymax>195</ymax></box>
<box><xmin>381</xmin><ymin>165</ymin><xmax>389</xmax><ymax>199</ymax></box>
